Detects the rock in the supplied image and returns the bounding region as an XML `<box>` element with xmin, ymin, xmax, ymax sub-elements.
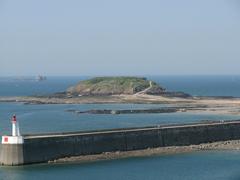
<box><xmin>66</xmin><ymin>107</ymin><xmax>179</xmax><ymax>115</ymax></box>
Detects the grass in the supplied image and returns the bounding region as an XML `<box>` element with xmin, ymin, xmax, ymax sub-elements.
<box><xmin>68</xmin><ymin>76</ymin><xmax>163</xmax><ymax>95</ymax></box>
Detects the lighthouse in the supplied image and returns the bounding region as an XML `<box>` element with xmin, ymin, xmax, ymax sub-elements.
<box><xmin>1</xmin><ymin>115</ymin><xmax>24</xmax><ymax>144</ymax></box>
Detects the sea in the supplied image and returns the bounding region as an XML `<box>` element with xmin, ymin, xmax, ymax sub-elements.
<box><xmin>1</xmin><ymin>75</ymin><xmax>240</xmax><ymax>180</ymax></box>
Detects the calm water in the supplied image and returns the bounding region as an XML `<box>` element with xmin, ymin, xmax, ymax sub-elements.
<box><xmin>0</xmin><ymin>76</ymin><xmax>84</xmax><ymax>96</ymax></box>
<box><xmin>1</xmin><ymin>75</ymin><xmax>240</xmax><ymax>180</ymax></box>
<box><xmin>0</xmin><ymin>103</ymin><xmax>240</xmax><ymax>135</ymax></box>
<box><xmin>1</xmin><ymin>151</ymin><xmax>240</xmax><ymax>180</ymax></box>
<box><xmin>1</xmin><ymin>75</ymin><xmax>240</xmax><ymax>97</ymax></box>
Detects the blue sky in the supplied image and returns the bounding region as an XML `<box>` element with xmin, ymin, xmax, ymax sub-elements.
<box><xmin>0</xmin><ymin>0</ymin><xmax>240</xmax><ymax>76</ymax></box>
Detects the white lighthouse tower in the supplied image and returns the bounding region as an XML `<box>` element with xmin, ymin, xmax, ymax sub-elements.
<box><xmin>1</xmin><ymin>115</ymin><xmax>24</xmax><ymax>144</ymax></box>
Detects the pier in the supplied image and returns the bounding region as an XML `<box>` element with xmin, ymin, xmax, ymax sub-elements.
<box><xmin>1</xmin><ymin>117</ymin><xmax>240</xmax><ymax>166</ymax></box>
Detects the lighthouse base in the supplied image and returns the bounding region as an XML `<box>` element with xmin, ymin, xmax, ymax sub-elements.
<box><xmin>0</xmin><ymin>136</ymin><xmax>24</xmax><ymax>165</ymax></box>
<box><xmin>2</xmin><ymin>136</ymin><xmax>24</xmax><ymax>144</ymax></box>
<box><xmin>0</xmin><ymin>144</ymin><xmax>24</xmax><ymax>165</ymax></box>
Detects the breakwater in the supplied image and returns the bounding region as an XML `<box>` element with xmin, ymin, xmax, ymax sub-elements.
<box><xmin>1</xmin><ymin>120</ymin><xmax>240</xmax><ymax>166</ymax></box>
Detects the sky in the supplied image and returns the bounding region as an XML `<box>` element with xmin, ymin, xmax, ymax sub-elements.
<box><xmin>0</xmin><ymin>0</ymin><xmax>240</xmax><ymax>76</ymax></box>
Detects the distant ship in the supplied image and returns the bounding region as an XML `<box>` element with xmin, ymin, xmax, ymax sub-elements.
<box><xmin>36</xmin><ymin>75</ymin><xmax>47</xmax><ymax>81</ymax></box>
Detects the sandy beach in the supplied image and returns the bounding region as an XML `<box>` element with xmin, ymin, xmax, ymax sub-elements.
<box><xmin>1</xmin><ymin>94</ymin><xmax>240</xmax><ymax>116</ymax></box>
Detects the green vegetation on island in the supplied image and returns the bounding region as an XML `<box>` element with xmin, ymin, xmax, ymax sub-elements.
<box><xmin>67</xmin><ymin>76</ymin><xmax>166</xmax><ymax>96</ymax></box>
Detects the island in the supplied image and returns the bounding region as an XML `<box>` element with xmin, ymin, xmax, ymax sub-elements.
<box><xmin>0</xmin><ymin>76</ymin><xmax>240</xmax><ymax>115</ymax></box>
<box><xmin>54</xmin><ymin>76</ymin><xmax>190</xmax><ymax>98</ymax></box>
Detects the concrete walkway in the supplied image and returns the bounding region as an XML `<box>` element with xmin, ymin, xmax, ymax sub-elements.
<box><xmin>24</xmin><ymin>120</ymin><xmax>238</xmax><ymax>139</ymax></box>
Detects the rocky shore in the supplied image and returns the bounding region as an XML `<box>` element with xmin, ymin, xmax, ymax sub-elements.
<box><xmin>49</xmin><ymin>139</ymin><xmax>240</xmax><ymax>164</ymax></box>
<box><xmin>1</xmin><ymin>94</ymin><xmax>240</xmax><ymax>116</ymax></box>
<box><xmin>65</xmin><ymin>107</ymin><xmax>181</xmax><ymax>114</ymax></box>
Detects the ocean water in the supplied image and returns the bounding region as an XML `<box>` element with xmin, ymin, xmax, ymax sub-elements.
<box><xmin>0</xmin><ymin>76</ymin><xmax>84</xmax><ymax>96</ymax></box>
<box><xmin>150</xmin><ymin>75</ymin><xmax>240</xmax><ymax>97</ymax></box>
<box><xmin>0</xmin><ymin>103</ymin><xmax>240</xmax><ymax>135</ymax></box>
<box><xmin>1</xmin><ymin>151</ymin><xmax>240</xmax><ymax>180</ymax></box>
<box><xmin>1</xmin><ymin>75</ymin><xmax>240</xmax><ymax>180</ymax></box>
<box><xmin>1</xmin><ymin>75</ymin><xmax>240</xmax><ymax>97</ymax></box>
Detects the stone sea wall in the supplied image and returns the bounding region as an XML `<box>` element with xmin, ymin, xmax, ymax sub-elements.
<box><xmin>1</xmin><ymin>121</ymin><xmax>240</xmax><ymax>165</ymax></box>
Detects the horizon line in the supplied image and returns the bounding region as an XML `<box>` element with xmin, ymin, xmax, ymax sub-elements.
<box><xmin>1</xmin><ymin>74</ymin><xmax>240</xmax><ymax>77</ymax></box>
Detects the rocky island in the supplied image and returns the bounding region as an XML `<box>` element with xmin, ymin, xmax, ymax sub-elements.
<box><xmin>1</xmin><ymin>76</ymin><xmax>240</xmax><ymax>116</ymax></box>
<box><xmin>54</xmin><ymin>76</ymin><xmax>190</xmax><ymax>98</ymax></box>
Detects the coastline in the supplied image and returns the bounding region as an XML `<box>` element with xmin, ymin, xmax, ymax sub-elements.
<box><xmin>2</xmin><ymin>94</ymin><xmax>240</xmax><ymax>166</ymax></box>
<box><xmin>0</xmin><ymin>94</ymin><xmax>194</xmax><ymax>104</ymax></box>
<box><xmin>49</xmin><ymin>139</ymin><xmax>240</xmax><ymax>164</ymax></box>
<box><xmin>1</xmin><ymin>94</ymin><xmax>240</xmax><ymax>115</ymax></box>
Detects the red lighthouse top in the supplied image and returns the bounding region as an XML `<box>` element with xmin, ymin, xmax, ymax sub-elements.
<box><xmin>12</xmin><ymin>114</ymin><xmax>16</xmax><ymax>123</ymax></box>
